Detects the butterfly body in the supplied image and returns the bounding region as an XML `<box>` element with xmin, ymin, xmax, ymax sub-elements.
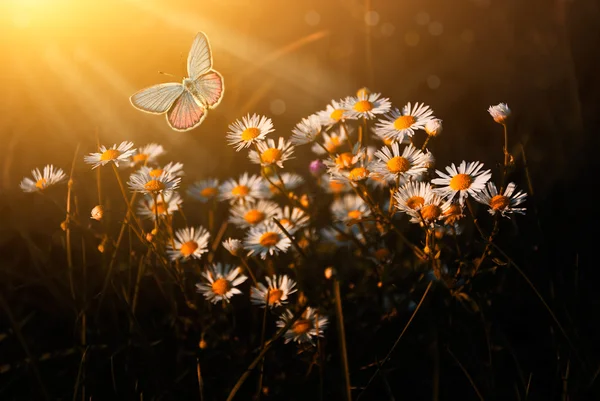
<box><xmin>130</xmin><ymin>32</ymin><xmax>224</xmax><ymax>132</ymax></box>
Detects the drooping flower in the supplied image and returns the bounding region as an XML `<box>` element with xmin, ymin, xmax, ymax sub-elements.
<box><xmin>291</xmin><ymin>114</ymin><xmax>322</xmax><ymax>145</ymax></box>
<box><xmin>487</xmin><ymin>103</ymin><xmax>511</xmax><ymax>124</ymax></box>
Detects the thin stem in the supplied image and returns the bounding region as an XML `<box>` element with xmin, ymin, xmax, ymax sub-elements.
<box><xmin>256</xmin><ymin>293</ymin><xmax>270</xmax><ymax>400</ymax></box>
<box><xmin>500</xmin><ymin>123</ymin><xmax>509</xmax><ymax>192</ymax></box>
<box><xmin>447</xmin><ymin>348</ymin><xmax>485</xmax><ymax>401</ymax></box>
<box><xmin>357</xmin><ymin>281</ymin><xmax>433</xmax><ymax>400</ymax></box>
<box><xmin>272</xmin><ymin>217</ymin><xmax>307</xmax><ymax>259</ymax></box>
<box><xmin>65</xmin><ymin>144</ymin><xmax>80</xmax><ymax>300</ymax></box>
<box><xmin>226</xmin><ymin>306</ymin><xmax>309</xmax><ymax>401</ymax></box>
<box><xmin>240</xmin><ymin>257</ymin><xmax>259</xmax><ymax>287</ymax></box>
<box><xmin>421</xmin><ymin>136</ymin><xmax>431</xmax><ymax>152</ymax></box>
<box><xmin>334</xmin><ymin>277</ymin><xmax>352</xmax><ymax>401</ymax></box>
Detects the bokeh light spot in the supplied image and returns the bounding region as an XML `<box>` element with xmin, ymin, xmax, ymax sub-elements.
<box><xmin>364</xmin><ymin>11</ymin><xmax>380</xmax><ymax>26</ymax></box>
<box><xmin>305</xmin><ymin>10</ymin><xmax>320</xmax><ymax>26</ymax></box>
<box><xmin>404</xmin><ymin>31</ymin><xmax>420</xmax><ymax>47</ymax></box>
<box><xmin>427</xmin><ymin>75</ymin><xmax>441</xmax><ymax>89</ymax></box>
<box><xmin>270</xmin><ymin>99</ymin><xmax>286</xmax><ymax>115</ymax></box>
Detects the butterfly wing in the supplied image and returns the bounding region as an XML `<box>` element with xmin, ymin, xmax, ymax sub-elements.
<box><xmin>192</xmin><ymin>70</ymin><xmax>224</xmax><ymax>107</ymax></box>
<box><xmin>130</xmin><ymin>83</ymin><xmax>184</xmax><ymax>114</ymax></box>
<box><xmin>166</xmin><ymin>89</ymin><xmax>206</xmax><ymax>132</ymax></box>
<box><xmin>187</xmin><ymin>32</ymin><xmax>212</xmax><ymax>80</ymax></box>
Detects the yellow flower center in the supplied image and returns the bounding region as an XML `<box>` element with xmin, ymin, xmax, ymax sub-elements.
<box><xmin>133</xmin><ymin>153</ymin><xmax>148</xmax><ymax>163</ymax></box>
<box><xmin>231</xmin><ymin>185</ymin><xmax>249</xmax><ymax>197</ymax></box>
<box><xmin>353</xmin><ymin>100</ymin><xmax>373</xmax><ymax>113</ymax></box>
<box><xmin>386</xmin><ymin>156</ymin><xmax>411</xmax><ymax>173</ymax></box>
<box><xmin>200</xmin><ymin>187</ymin><xmax>218</xmax><ymax>198</ymax></box>
<box><xmin>211</xmin><ymin>278</ymin><xmax>231</xmax><ymax>295</ymax></box>
<box><xmin>100</xmin><ymin>149</ymin><xmax>120</xmax><ymax>161</ymax></box>
<box><xmin>449</xmin><ymin>174</ymin><xmax>472</xmax><ymax>191</ymax></box>
<box><xmin>261</xmin><ymin>148</ymin><xmax>283</xmax><ymax>165</ymax></box>
<box><xmin>149</xmin><ymin>168</ymin><xmax>163</xmax><ymax>178</ymax></box>
<box><xmin>241</xmin><ymin>127</ymin><xmax>260</xmax><ymax>142</ymax></box>
<box><xmin>267</xmin><ymin>289</ymin><xmax>284</xmax><ymax>304</ymax></box>
<box><xmin>406</xmin><ymin>196</ymin><xmax>425</xmax><ymax>210</ymax></box>
<box><xmin>180</xmin><ymin>240</ymin><xmax>198</xmax><ymax>257</ymax></box>
<box><xmin>35</xmin><ymin>178</ymin><xmax>47</xmax><ymax>189</ymax></box>
<box><xmin>144</xmin><ymin>180</ymin><xmax>165</xmax><ymax>192</ymax></box>
<box><xmin>347</xmin><ymin>210</ymin><xmax>362</xmax><ymax>220</ymax></box>
<box><xmin>279</xmin><ymin>218</ymin><xmax>292</xmax><ymax>226</ymax></box>
<box><xmin>259</xmin><ymin>231</ymin><xmax>280</xmax><ymax>247</ymax></box>
<box><xmin>152</xmin><ymin>202</ymin><xmax>167</xmax><ymax>215</ymax></box>
<box><xmin>490</xmin><ymin>195</ymin><xmax>509</xmax><ymax>211</ymax></box>
<box><xmin>348</xmin><ymin>167</ymin><xmax>369</xmax><ymax>181</ymax></box>
<box><xmin>292</xmin><ymin>319</ymin><xmax>312</xmax><ymax>335</ymax></box>
<box><xmin>383</xmin><ymin>137</ymin><xmax>395</xmax><ymax>146</ymax></box>
<box><xmin>329</xmin><ymin>180</ymin><xmax>345</xmax><ymax>193</ymax></box>
<box><xmin>420</xmin><ymin>205</ymin><xmax>442</xmax><ymax>221</ymax></box>
<box><xmin>244</xmin><ymin>209</ymin><xmax>265</xmax><ymax>225</ymax></box>
<box><xmin>374</xmin><ymin>248</ymin><xmax>391</xmax><ymax>261</ymax></box>
<box><xmin>330</xmin><ymin>109</ymin><xmax>344</xmax><ymax>121</ymax></box>
<box><xmin>443</xmin><ymin>203</ymin><xmax>462</xmax><ymax>217</ymax></box>
<box><xmin>393</xmin><ymin>115</ymin><xmax>416</xmax><ymax>130</ymax></box>
<box><xmin>335</xmin><ymin>152</ymin><xmax>354</xmax><ymax>169</ymax></box>
<box><xmin>325</xmin><ymin>136</ymin><xmax>342</xmax><ymax>153</ymax></box>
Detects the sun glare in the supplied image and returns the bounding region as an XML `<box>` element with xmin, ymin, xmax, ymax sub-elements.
<box><xmin>4</xmin><ymin>0</ymin><xmax>76</xmax><ymax>29</ymax></box>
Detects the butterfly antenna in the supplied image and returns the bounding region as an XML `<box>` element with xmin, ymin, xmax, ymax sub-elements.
<box><xmin>158</xmin><ymin>71</ymin><xmax>175</xmax><ymax>78</ymax></box>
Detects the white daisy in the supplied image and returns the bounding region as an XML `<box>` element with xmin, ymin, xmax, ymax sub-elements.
<box><xmin>291</xmin><ymin>114</ymin><xmax>322</xmax><ymax>145</ymax></box>
<box><xmin>274</xmin><ymin>206</ymin><xmax>310</xmax><ymax>234</ymax></box>
<box><xmin>431</xmin><ymin>161</ymin><xmax>492</xmax><ymax>205</ymax></box>
<box><xmin>84</xmin><ymin>141</ymin><xmax>136</xmax><ymax>169</ymax></box>
<box><xmin>320</xmin><ymin>174</ymin><xmax>352</xmax><ymax>195</ymax></box>
<box><xmin>137</xmin><ymin>191</ymin><xmax>182</xmax><ymax>221</ymax></box>
<box><xmin>195</xmin><ymin>263</ymin><xmax>247</xmax><ymax>304</ymax></box>
<box><xmin>311</xmin><ymin>125</ymin><xmax>349</xmax><ymax>155</ymax></box>
<box><xmin>424</xmin><ymin>118</ymin><xmax>443</xmax><ymax>137</ymax></box>
<box><xmin>374</xmin><ymin>103</ymin><xmax>435</xmax><ymax>143</ymax></box>
<box><xmin>473</xmin><ymin>182</ymin><xmax>527</xmax><ymax>217</ymax></box>
<box><xmin>229</xmin><ymin>200</ymin><xmax>280</xmax><ymax>229</ymax></box>
<box><xmin>277</xmin><ymin>307</ymin><xmax>328</xmax><ymax>345</ymax></box>
<box><xmin>248</xmin><ymin>137</ymin><xmax>295</xmax><ymax>168</ymax></box>
<box><xmin>219</xmin><ymin>173</ymin><xmax>269</xmax><ymax>205</ymax></box>
<box><xmin>330</xmin><ymin>193</ymin><xmax>371</xmax><ymax>223</ymax></box>
<box><xmin>250</xmin><ymin>275</ymin><xmax>297</xmax><ymax>308</ymax></box>
<box><xmin>167</xmin><ymin>226</ymin><xmax>210</xmax><ymax>261</ymax></box>
<box><xmin>146</xmin><ymin>162</ymin><xmax>184</xmax><ymax>178</ymax></box>
<box><xmin>488</xmin><ymin>103</ymin><xmax>511</xmax><ymax>124</ymax></box>
<box><xmin>129</xmin><ymin>143</ymin><xmax>165</xmax><ymax>167</ymax></box>
<box><xmin>127</xmin><ymin>168</ymin><xmax>180</xmax><ymax>195</ymax></box>
<box><xmin>222</xmin><ymin>238</ymin><xmax>244</xmax><ymax>257</ymax></box>
<box><xmin>442</xmin><ymin>202</ymin><xmax>465</xmax><ymax>226</ymax></box>
<box><xmin>266</xmin><ymin>172</ymin><xmax>304</xmax><ymax>196</ymax></box>
<box><xmin>20</xmin><ymin>164</ymin><xmax>66</xmax><ymax>192</ymax></box>
<box><xmin>394</xmin><ymin>181</ymin><xmax>435</xmax><ymax>216</ymax></box>
<box><xmin>317</xmin><ymin>99</ymin><xmax>349</xmax><ymax>127</ymax></box>
<box><xmin>371</xmin><ymin>143</ymin><xmax>430</xmax><ymax>182</ymax></box>
<box><xmin>244</xmin><ymin>221</ymin><xmax>292</xmax><ymax>259</ymax></box>
<box><xmin>324</xmin><ymin>148</ymin><xmax>365</xmax><ymax>178</ymax></box>
<box><xmin>187</xmin><ymin>178</ymin><xmax>220</xmax><ymax>203</ymax></box>
<box><xmin>344</xmin><ymin>92</ymin><xmax>391</xmax><ymax>120</ymax></box>
<box><xmin>227</xmin><ymin>113</ymin><xmax>274</xmax><ymax>151</ymax></box>
<box><xmin>329</xmin><ymin>149</ymin><xmax>371</xmax><ymax>183</ymax></box>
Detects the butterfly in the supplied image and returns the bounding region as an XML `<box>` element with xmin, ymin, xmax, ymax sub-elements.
<box><xmin>130</xmin><ymin>32</ymin><xmax>224</xmax><ymax>132</ymax></box>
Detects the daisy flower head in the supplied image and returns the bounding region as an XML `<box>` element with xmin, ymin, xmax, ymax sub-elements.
<box><xmin>90</xmin><ymin>205</ymin><xmax>104</xmax><ymax>221</ymax></box>
<box><xmin>320</xmin><ymin>173</ymin><xmax>352</xmax><ymax>195</ymax></box>
<box><xmin>317</xmin><ymin>99</ymin><xmax>348</xmax><ymax>127</ymax></box>
<box><xmin>442</xmin><ymin>202</ymin><xmax>465</xmax><ymax>226</ymax></box>
<box><xmin>329</xmin><ymin>148</ymin><xmax>371</xmax><ymax>183</ymax></box>
<box><xmin>187</xmin><ymin>178</ymin><xmax>220</xmax><ymax>203</ymax></box>
<box><xmin>244</xmin><ymin>221</ymin><xmax>292</xmax><ymax>259</ymax></box>
<box><xmin>147</xmin><ymin>161</ymin><xmax>184</xmax><ymax>178</ymax></box>
<box><xmin>371</xmin><ymin>143</ymin><xmax>430</xmax><ymax>182</ymax></box>
<box><xmin>129</xmin><ymin>143</ymin><xmax>165</xmax><ymax>167</ymax></box>
<box><xmin>223</xmin><ymin>237</ymin><xmax>244</xmax><ymax>257</ymax></box>
<box><xmin>473</xmin><ymin>182</ymin><xmax>527</xmax><ymax>217</ymax></box>
<box><xmin>20</xmin><ymin>164</ymin><xmax>66</xmax><ymax>193</ymax></box>
<box><xmin>344</xmin><ymin>92</ymin><xmax>391</xmax><ymax>120</ymax></box>
<box><xmin>137</xmin><ymin>191</ymin><xmax>182</xmax><ymax>221</ymax></box>
<box><xmin>324</xmin><ymin>147</ymin><xmax>366</xmax><ymax>178</ymax></box>
<box><xmin>195</xmin><ymin>263</ymin><xmax>247</xmax><ymax>304</ymax></box>
<box><xmin>229</xmin><ymin>200</ymin><xmax>279</xmax><ymax>229</ymax></box>
<box><xmin>167</xmin><ymin>226</ymin><xmax>210</xmax><ymax>261</ymax></box>
<box><xmin>266</xmin><ymin>172</ymin><xmax>305</xmax><ymax>196</ymax></box>
<box><xmin>219</xmin><ymin>173</ymin><xmax>269</xmax><ymax>205</ymax></box>
<box><xmin>84</xmin><ymin>141</ymin><xmax>135</xmax><ymax>169</ymax></box>
<box><xmin>291</xmin><ymin>114</ymin><xmax>322</xmax><ymax>145</ymax></box>
<box><xmin>431</xmin><ymin>161</ymin><xmax>492</xmax><ymax>205</ymax></box>
<box><xmin>277</xmin><ymin>307</ymin><xmax>328</xmax><ymax>345</ymax></box>
<box><xmin>249</xmin><ymin>137</ymin><xmax>295</xmax><ymax>168</ymax></box>
<box><xmin>311</xmin><ymin>125</ymin><xmax>349</xmax><ymax>155</ymax></box>
<box><xmin>227</xmin><ymin>113</ymin><xmax>274</xmax><ymax>151</ymax></box>
<box><xmin>374</xmin><ymin>103</ymin><xmax>434</xmax><ymax>143</ymax></box>
<box><xmin>127</xmin><ymin>167</ymin><xmax>180</xmax><ymax>195</ymax></box>
<box><xmin>330</xmin><ymin>193</ymin><xmax>371</xmax><ymax>223</ymax></box>
<box><xmin>274</xmin><ymin>206</ymin><xmax>310</xmax><ymax>234</ymax></box>
<box><xmin>394</xmin><ymin>181</ymin><xmax>435</xmax><ymax>217</ymax></box>
<box><xmin>251</xmin><ymin>275</ymin><xmax>297</xmax><ymax>308</ymax></box>
<box><xmin>425</xmin><ymin>118</ymin><xmax>443</xmax><ymax>137</ymax></box>
<box><xmin>488</xmin><ymin>103</ymin><xmax>511</xmax><ymax>124</ymax></box>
